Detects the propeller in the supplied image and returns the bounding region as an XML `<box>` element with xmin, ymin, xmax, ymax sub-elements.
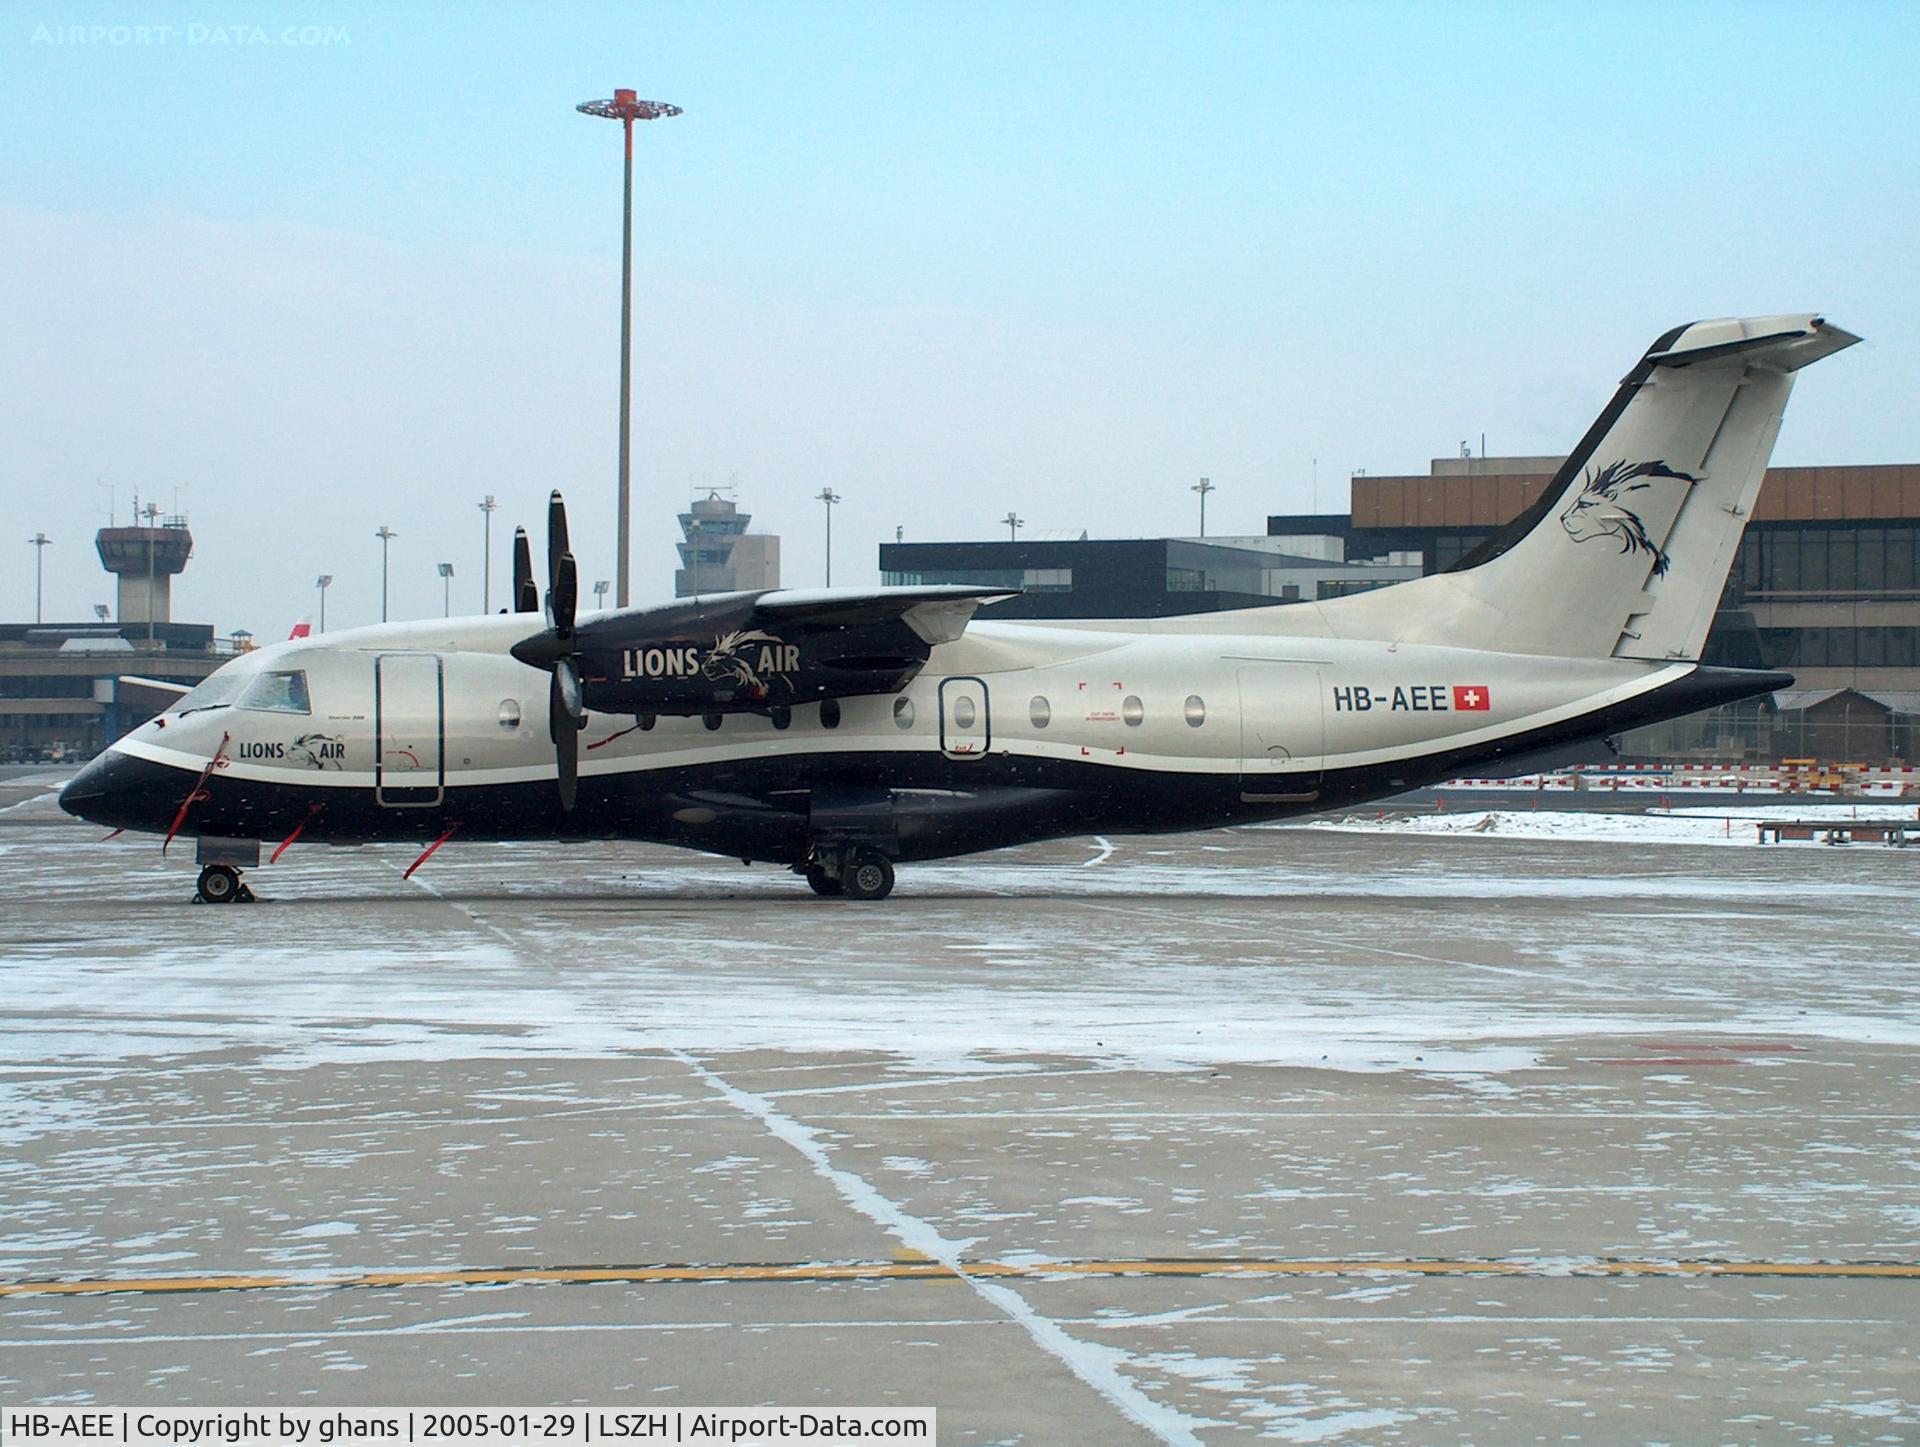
<box><xmin>509</xmin><ymin>492</ymin><xmax>587</xmax><ymax>810</ymax></box>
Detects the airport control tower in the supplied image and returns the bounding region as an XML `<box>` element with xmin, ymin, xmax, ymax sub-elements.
<box><xmin>95</xmin><ymin>503</ymin><xmax>194</xmax><ymax>634</ymax></box>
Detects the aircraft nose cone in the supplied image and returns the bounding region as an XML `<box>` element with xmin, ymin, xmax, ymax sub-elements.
<box><xmin>59</xmin><ymin>753</ymin><xmax>113</xmax><ymax>818</ymax></box>
<box><xmin>59</xmin><ymin>749</ymin><xmax>174</xmax><ymax>831</ymax></box>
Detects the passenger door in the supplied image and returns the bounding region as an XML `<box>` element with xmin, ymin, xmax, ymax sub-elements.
<box><xmin>939</xmin><ymin>676</ymin><xmax>990</xmax><ymax>760</ymax></box>
<box><xmin>375</xmin><ymin>653</ymin><xmax>445</xmax><ymax>807</ymax></box>
<box><xmin>1236</xmin><ymin>663</ymin><xmax>1323</xmax><ymax>803</ymax></box>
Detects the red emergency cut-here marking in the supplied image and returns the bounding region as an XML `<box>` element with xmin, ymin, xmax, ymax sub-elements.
<box><xmin>1453</xmin><ymin>685</ymin><xmax>1491</xmax><ymax>711</ymax></box>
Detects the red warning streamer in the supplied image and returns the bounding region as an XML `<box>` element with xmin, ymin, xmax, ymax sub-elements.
<box><xmin>161</xmin><ymin>732</ymin><xmax>229</xmax><ymax>855</ymax></box>
<box><xmin>270</xmin><ymin>803</ymin><xmax>326</xmax><ymax>864</ymax></box>
<box><xmin>403</xmin><ymin>822</ymin><xmax>461</xmax><ymax>880</ymax></box>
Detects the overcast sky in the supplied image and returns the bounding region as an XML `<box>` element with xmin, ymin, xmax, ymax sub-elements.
<box><xmin>4</xmin><ymin>0</ymin><xmax>1916</xmax><ymax>634</ymax></box>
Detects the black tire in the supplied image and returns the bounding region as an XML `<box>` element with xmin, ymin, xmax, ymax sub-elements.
<box><xmin>197</xmin><ymin>864</ymin><xmax>241</xmax><ymax>904</ymax></box>
<box><xmin>841</xmin><ymin>850</ymin><xmax>895</xmax><ymax>901</ymax></box>
<box><xmin>805</xmin><ymin>864</ymin><xmax>844</xmax><ymax>897</ymax></box>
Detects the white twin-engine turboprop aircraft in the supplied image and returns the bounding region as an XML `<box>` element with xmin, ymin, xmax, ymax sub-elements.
<box><xmin>62</xmin><ymin>315</ymin><xmax>1857</xmax><ymax>901</ymax></box>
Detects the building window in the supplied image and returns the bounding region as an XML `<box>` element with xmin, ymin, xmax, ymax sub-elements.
<box><xmin>1184</xmin><ymin>695</ymin><xmax>1206</xmax><ymax>727</ymax></box>
<box><xmin>893</xmin><ymin>697</ymin><xmax>914</xmax><ymax>729</ymax></box>
<box><xmin>1030</xmin><ymin>696</ymin><xmax>1050</xmax><ymax>728</ymax></box>
<box><xmin>1166</xmin><ymin>567</ymin><xmax>1204</xmax><ymax>592</ymax></box>
<box><xmin>1022</xmin><ymin>568</ymin><xmax>1073</xmax><ymax>592</ymax></box>
<box><xmin>1122</xmin><ymin>695</ymin><xmax>1144</xmax><ymax>726</ymax></box>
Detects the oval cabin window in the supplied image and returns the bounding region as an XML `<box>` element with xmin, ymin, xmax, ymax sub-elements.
<box><xmin>497</xmin><ymin>699</ymin><xmax>521</xmax><ymax>731</ymax></box>
<box><xmin>1184</xmin><ymin>695</ymin><xmax>1206</xmax><ymax>727</ymax></box>
<box><xmin>893</xmin><ymin>697</ymin><xmax>914</xmax><ymax>729</ymax></box>
<box><xmin>820</xmin><ymin>698</ymin><xmax>842</xmax><ymax>729</ymax></box>
<box><xmin>1030</xmin><ymin>696</ymin><xmax>1051</xmax><ymax>728</ymax></box>
<box><xmin>953</xmin><ymin>697</ymin><xmax>977</xmax><ymax>729</ymax></box>
<box><xmin>1122</xmin><ymin>695</ymin><xmax>1145</xmax><ymax>727</ymax></box>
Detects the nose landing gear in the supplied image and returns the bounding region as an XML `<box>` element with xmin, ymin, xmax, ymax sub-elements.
<box><xmin>195</xmin><ymin>864</ymin><xmax>256</xmax><ymax>904</ymax></box>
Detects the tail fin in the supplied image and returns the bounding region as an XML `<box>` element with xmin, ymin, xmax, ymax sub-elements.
<box><xmin>1347</xmin><ymin>315</ymin><xmax>1858</xmax><ymax>660</ymax></box>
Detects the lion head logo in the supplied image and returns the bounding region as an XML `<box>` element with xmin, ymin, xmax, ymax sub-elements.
<box><xmin>1559</xmin><ymin>459</ymin><xmax>1700</xmax><ymax>577</ymax></box>
<box><xmin>700</xmin><ymin>628</ymin><xmax>785</xmax><ymax>699</ymax></box>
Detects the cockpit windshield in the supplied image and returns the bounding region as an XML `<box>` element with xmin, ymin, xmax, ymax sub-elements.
<box><xmin>238</xmin><ymin>671</ymin><xmax>312</xmax><ymax>714</ymax></box>
<box><xmin>170</xmin><ymin>669</ymin><xmax>248</xmax><ymax>716</ymax></box>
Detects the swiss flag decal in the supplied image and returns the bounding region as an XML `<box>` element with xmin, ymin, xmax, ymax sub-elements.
<box><xmin>1453</xmin><ymin>685</ymin><xmax>1491</xmax><ymax>711</ymax></box>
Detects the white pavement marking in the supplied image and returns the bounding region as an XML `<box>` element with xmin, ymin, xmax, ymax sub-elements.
<box><xmin>410</xmin><ymin>871</ymin><xmax>1208</xmax><ymax>1443</ymax></box>
<box><xmin>1084</xmin><ymin>836</ymin><xmax>1117</xmax><ymax>867</ymax></box>
<box><xmin>672</xmin><ymin>1047</ymin><xmax>1212</xmax><ymax>1447</ymax></box>
<box><xmin>0</xmin><ymin>790</ymin><xmax>60</xmax><ymax>816</ymax></box>
<box><xmin>404</xmin><ymin>872</ymin><xmax>527</xmax><ymax>951</ymax></box>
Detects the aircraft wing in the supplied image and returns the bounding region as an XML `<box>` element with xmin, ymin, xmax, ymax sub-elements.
<box><xmin>753</xmin><ymin>585</ymin><xmax>1017</xmax><ymax>644</ymax></box>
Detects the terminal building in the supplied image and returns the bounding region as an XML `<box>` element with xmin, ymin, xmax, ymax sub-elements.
<box><xmin>0</xmin><ymin>512</ymin><xmax>227</xmax><ymax>761</ymax></box>
<box><xmin>675</xmin><ymin>491</ymin><xmax>780</xmax><ymax>597</ymax></box>
<box><xmin>879</xmin><ymin>535</ymin><xmax>1421</xmax><ymax>618</ymax></box>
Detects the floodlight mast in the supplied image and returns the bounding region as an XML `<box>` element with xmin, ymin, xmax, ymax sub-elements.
<box><xmin>577</xmin><ymin>88</ymin><xmax>682</xmax><ymax>609</ymax></box>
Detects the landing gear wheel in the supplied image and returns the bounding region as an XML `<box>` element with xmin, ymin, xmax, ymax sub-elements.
<box><xmin>841</xmin><ymin>849</ymin><xmax>895</xmax><ymax>901</ymax></box>
<box><xmin>805</xmin><ymin>864</ymin><xmax>844</xmax><ymax>897</ymax></box>
<box><xmin>197</xmin><ymin>864</ymin><xmax>241</xmax><ymax>904</ymax></box>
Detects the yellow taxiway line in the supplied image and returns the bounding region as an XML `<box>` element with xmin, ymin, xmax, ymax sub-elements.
<box><xmin>4</xmin><ymin>1257</ymin><xmax>1918</xmax><ymax>1298</ymax></box>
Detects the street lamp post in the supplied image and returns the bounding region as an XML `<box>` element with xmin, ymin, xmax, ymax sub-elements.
<box><xmin>593</xmin><ymin>579</ymin><xmax>610</xmax><ymax>611</ymax></box>
<box><xmin>316</xmin><ymin>575</ymin><xmax>332</xmax><ymax>633</ymax></box>
<box><xmin>438</xmin><ymin>562</ymin><xmax>455</xmax><ymax>617</ymax></box>
<box><xmin>816</xmin><ymin>488</ymin><xmax>842</xmax><ymax>586</ymax></box>
<box><xmin>1191</xmin><ymin>476</ymin><xmax>1215</xmax><ymax>537</ymax></box>
<box><xmin>577</xmin><ymin>87</ymin><xmax>683</xmax><ymax>610</ymax></box>
<box><xmin>1002</xmin><ymin>512</ymin><xmax>1023</xmax><ymax>541</ymax></box>
<box><xmin>29</xmin><ymin>533</ymin><xmax>50</xmax><ymax>624</ymax></box>
<box><xmin>479</xmin><ymin>495</ymin><xmax>497</xmax><ymax>612</ymax></box>
<box><xmin>375</xmin><ymin>527</ymin><xmax>398</xmax><ymax>622</ymax></box>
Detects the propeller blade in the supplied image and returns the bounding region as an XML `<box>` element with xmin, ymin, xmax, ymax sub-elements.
<box><xmin>552</xmin><ymin>553</ymin><xmax>578</xmax><ymax>638</ymax></box>
<box><xmin>513</xmin><ymin>528</ymin><xmax>538</xmax><ymax>613</ymax></box>
<box><xmin>551</xmin><ymin>672</ymin><xmax>578</xmax><ymax>812</ymax></box>
<box><xmin>548</xmin><ymin>491</ymin><xmax>570</xmax><ymax>595</ymax></box>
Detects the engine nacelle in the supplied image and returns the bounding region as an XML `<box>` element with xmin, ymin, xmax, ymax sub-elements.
<box><xmin>572</xmin><ymin>595</ymin><xmax>929</xmax><ymax>717</ymax></box>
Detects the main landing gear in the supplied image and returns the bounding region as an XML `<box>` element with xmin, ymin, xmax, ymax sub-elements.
<box><xmin>801</xmin><ymin>846</ymin><xmax>896</xmax><ymax>901</ymax></box>
<box><xmin>195</xmin><ymin>864</ymin><xmax>256</xmax><ymax>904</ymax></box>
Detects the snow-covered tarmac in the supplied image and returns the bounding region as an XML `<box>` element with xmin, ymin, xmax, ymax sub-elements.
<box><xmin>2</xmin><ymin>772</ymin><xmax>1916</xmax><ymax>1442</ymax></box>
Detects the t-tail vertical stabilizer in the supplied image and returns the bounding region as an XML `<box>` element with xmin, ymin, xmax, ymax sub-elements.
<box><xmin>1318</xmin><ymin>315</ymin><xmax>1858</xmax><ymax>661</ymax></box>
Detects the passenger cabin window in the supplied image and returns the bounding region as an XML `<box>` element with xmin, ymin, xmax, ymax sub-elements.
<box><xmin>498</xmin><ymin>699</ymin><xmax>522</xmax><ymax>731</ymax></box>
<box><xmin>820</xmin><ymin>698</ymin><xmax>841</xmax><ymax>729</ymax></box>
<box><xmin>1184</xmin><ymin>695</ymin><xmax>1206</xmax><ymax>727</ymax></box>
<box><xmin>1122</xmin><ymin>695</ymin><xmax>1144</xmax><ymax>726</ymax></box>
<box><xmin>953</xmin><ymin>697</ymin><xmax>977</xmax><ymax>729</ymax></box>
<box><xmin>893</xmin><ymin>698</ymin><xmax>914</xmax><ymax>729</ymax></box>
<box><xmin>1030</xmin><ymin>696</ymin><xmax>1051</xmax><ymax>728</ymax></box>
<box><xmin>239</xmin><ymin>671</ymin><xmax>311</xmax><ymax>714</ymax></box>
